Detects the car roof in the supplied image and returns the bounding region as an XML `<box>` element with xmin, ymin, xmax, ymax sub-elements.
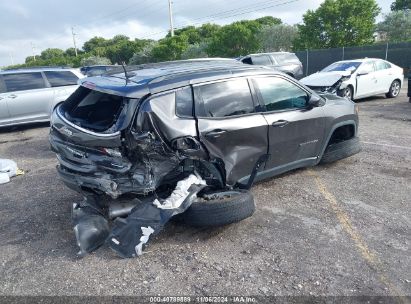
<box><xmin>333</xmin><ymin>58</ymin><xmax>386</xmax><ymax>64</ymax></box>
<box><xmin>244</xmin><ymin>52</ymin><xmax>295</xmax><ymax>57</ymax></box>
<box><xmin>0</xmin><ymin>67</ymin><xmax>79</xmax><ymax>74</ymax></box>
<box><xmin>81</xmin><ymin>59</ymin><xmax>283</xmax><ymax>98</ymax></box>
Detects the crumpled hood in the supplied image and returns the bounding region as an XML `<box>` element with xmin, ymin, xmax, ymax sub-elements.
<box><xmin>300</xmin><ymin>71</ymin><xmax>351</xmax><ymax>87</ymax></box>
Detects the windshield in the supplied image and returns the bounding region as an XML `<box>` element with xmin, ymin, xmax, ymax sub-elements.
<box><xmin>321</xmin><ymin>62</ymin><xmax>361</xmax><ymax>73</ymax></box>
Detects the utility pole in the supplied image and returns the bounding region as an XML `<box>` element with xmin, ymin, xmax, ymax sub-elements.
<box><xmin>9</xmin><ymin>52</ymin><xmax>14</xmax><ymax>65</ymax></box>
<box><xmin>30</xmin><ymin>42</ymin><xmax>36</xmax><ymax>61</ymax></box>
<box><xmin>71</xmin><ymin>26</ymin><xmax>78</xmax><ymax>57</ymax></box>
<box><xmin>167</xmin><ymin>0</ymin><xmax>174</xmax><ymax>37</ymax></box>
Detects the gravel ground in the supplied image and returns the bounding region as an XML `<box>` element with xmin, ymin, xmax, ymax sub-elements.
<box><xmin>0</xmin><ymin>85</ymin><xmax>410</xmax><ymax>299</ymax></box>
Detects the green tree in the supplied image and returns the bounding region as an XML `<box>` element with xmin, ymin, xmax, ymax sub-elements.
<box><xmin>151</xmin><ymin>35</ymin><xmax>190</xmax><ymax>61</ymax></box>
<box><xmin>258</xmin><ymin>24</ymin><xmax>299</xmax><ymax>52</ymax></box>
<box><xmin>83</xmin><ymin>37</ymin><xmax>107</xmax><ymax>53</ymax></box>
<box><xmin>181</xmin><ymin>42</ymin><xmax>209</xmax><ymax>59</ymax></box>
<box><xmin>377</xmin><ymin>10</ymin><xmax>411</xmax><ymax>42</ymax></box>
<box><xmin>40</xmin><ymin>48</ymin><xmax>65</xmax><ymax>60</ymax></box>
<box><xmin>390</xmin><ymin>0</ymin><xmax>411</xmax><ymax>10</ymax></box>
<box><xmin>294</xmin><ymin>0</ymin><xmax>381</xmax><ymax>49</ymax></box>
<box><xmin>254</xmin><ymin>16</ymin><xmax>282</xmax><ymax>27</ymax></box>
<box><xmin>80</xmin><ymin>56</ymin><xmax>112</xmax><ymax>66</ymax></box>
<box><xmin>129</xmin><ymin>41</ymin><xmax>158</xmax><ymax>65</ymax></box>
<box><xmin>207</xmin><ymin>20</ymin><xmax>261</xmax><ymax>57</ymax></box>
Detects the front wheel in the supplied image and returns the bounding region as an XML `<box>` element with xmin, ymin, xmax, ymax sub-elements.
<box><xmin>338</xmin><ymin>86</ymin><xmax>353</xmax><ymax>101</ymax></box>
<box><xmin>386</xmin><ymin>80</ymin><xmax>401</xmax><ymax>98</ymax></box>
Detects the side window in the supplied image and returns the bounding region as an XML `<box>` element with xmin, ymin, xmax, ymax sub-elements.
<box><xmin>251</xmin><ymin>55</ymin><xmax>272</xmax><ymax>65</ymax></box>
<box><xmin>3</xmin><ymin>72</ymin><xmax>46</xmax><ymax>92</ymax></box>
<box><xmin>197</xmin><ymin>79</ymin><xmax>255</xmax><ymax>118</ymax></box>
<box><xmin>0</xmin><ymin>76</ymin><xmax>6</xmax><ymax>94</ymax></box>
<box><xmin>44</xmin><ymin>71</ymin><xmax>79</xmax><ymax>87</ymax></box>
<box><xmin>253</xmin><ymin>77</ymin><xmax>309</xmax><ymax>112</ymax></box>
<box><xmin>358</xmin><ymin>62</ymin><xmax>375</xmax><ymax>74</ymax></box>
<box><xmin>375</xmin><ymin>61</ymin><xmax>389</xmax><ymax>71</ymax></box>
<box><xmin>176</xmin><ymin>87</ymin><xmax>193</xmax><ymax>117</ymax></box>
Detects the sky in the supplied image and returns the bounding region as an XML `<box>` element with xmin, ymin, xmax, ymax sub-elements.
<box><xmin>0</xmin><ymin>0</ymin><xmax>393</xmax><ymax>67</ymax></box>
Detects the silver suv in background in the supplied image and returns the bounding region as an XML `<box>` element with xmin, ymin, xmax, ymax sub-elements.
<box><xmin>240</xmin><ymin>52</ymin><xmax>304</xmax><ymax>79</ymax></box>
<box><xmin>0</xmin><ymin>67</ymin><xmax>84</xmax><ymax>127</ymax></box>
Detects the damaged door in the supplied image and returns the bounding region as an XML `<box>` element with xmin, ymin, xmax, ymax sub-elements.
<box><xmin>194</xmin><ymin>78</ymin><xmax>269</xmax><ymax>186</ymax></box>
<box><xmin>251</xmin><ymin>76</ymin><xmax>325</xmax><ymax>173</ymax></box>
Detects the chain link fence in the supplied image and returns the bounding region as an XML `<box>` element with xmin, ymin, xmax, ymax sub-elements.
<box><xmin>295</xmin><ymin>42</ymin><xmax>411</xmax><ymax>77</ymax></box>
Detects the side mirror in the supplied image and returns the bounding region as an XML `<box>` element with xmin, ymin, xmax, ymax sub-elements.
<box><xmin>308</xmin><ymin>94</ymin><xmax>321</xmax><ymax>107</ymax></box>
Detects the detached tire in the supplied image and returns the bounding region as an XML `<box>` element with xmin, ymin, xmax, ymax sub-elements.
<box><xmin>320</xmin><ymin>137</ymin><xmax>361</xmax><ymax>164</ymax></box>
<box><xmin>180</xmin><ymin>190</ymin><xmax>255</xmax><ymax>227</ymax></box>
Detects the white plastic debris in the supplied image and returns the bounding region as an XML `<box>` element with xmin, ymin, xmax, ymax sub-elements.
<box><xmin>0</xmin><ymin>159</ymin><xmax>19</xmax><ymax>184</ymax></box>
<box><xmin>135</xmin><ymin>226</ymin><xmax>155</xmax><ymax>256</ymax></box>
<box><xmin>153</xmin><ymin>174</ymin><xmax>206</xmax><ymax>209</ymax></box>
<box><xmin>0</xmin><ymin>173</ymin><xmax>10</xmax><ymax>184</ymax></box>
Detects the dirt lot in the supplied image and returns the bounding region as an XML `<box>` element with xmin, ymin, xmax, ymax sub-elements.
<box><xmin>0</xmin><ymin>85</ymin><xmax>410</xmax><ymax>299</ymax></box>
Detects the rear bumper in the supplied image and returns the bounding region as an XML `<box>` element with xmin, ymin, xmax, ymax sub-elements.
<box><xmin>57</xmin><ymin>165</ymin><xmax>154</xmax><ymax>199</ymax></box>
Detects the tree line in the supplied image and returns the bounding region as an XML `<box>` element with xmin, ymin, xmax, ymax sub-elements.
<box><xmin>6</xmin><ymin>0</ymin><xmax>411</xmax><ymax>69</ymax></box>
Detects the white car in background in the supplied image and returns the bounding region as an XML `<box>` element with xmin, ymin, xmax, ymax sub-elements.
<box><xmin>0</xmin><ymin>67</ymin><xmax>84</xmax><ymax>127</ymax></box>
<box><xmin>300</xmin><ymin>59</ymin><xmax>404</xmax><ymax>101</ymax></box>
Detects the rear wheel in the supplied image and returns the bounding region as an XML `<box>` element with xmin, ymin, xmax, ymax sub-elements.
<box><xmin>178</xmin><ymin>190</ymin><xmax>255</xmax><ymax>227</ymax></box>
<box><xmin>386</xmin><ymin>80</ymin><xmax>401</xmax><ymax>98</ymax></box>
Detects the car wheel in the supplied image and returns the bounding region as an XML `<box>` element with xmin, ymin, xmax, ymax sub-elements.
<box><xmin>177</xmin><ymin>189</ymin><xmax>255</xmax><ymax>227</ymax></box>
<box><xmin>339</xmin><ymin>86</ymin><xmax>353</xmax><ymax>101</ymax></box>
<box><xmin>320</xmin><ymin>137</ymin><xmax>361</xmax><ymax>164</ymax></box>
<box><xmin>386</xmin><ymin>80</ymin><xmax>401</xmax><ymax>98</ymax></box>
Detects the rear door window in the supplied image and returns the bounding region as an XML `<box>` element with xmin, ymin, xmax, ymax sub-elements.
<box><xmin>44</xmin><ymin>71</ymin><xmax>79</xmax><ymax>87</ymax></box>
<box><xmin>253</xmin><ymin>77</ymin><xmax>309</xmax><ymax>111</ymax></box>
<box><xmin>196</xmin><ymin>79</ymin><xmax>255</xmax><ymax>118</ymax></box>
<box><xmin>251</xmin><ymin>55</ymin><xmax>272</xmax><ymax>65</ymax></box>
<box><xmin>175</xmin><ymin>87</ymin><xmax>193</xmax><ymax>117</ymax></box>
<box><xmin>3</xmin><ymin>72</ymin><xmax>46</xmax><ymax>92</ymax></box>
<box><xmin>272</xmin><ymin>53</ymin><xmax>300</xmax><ymax>64</ymax></box>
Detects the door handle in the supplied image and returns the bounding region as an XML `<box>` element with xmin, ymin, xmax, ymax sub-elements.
<box><xmin>205</xmin><ymin>129</ymin><xmax>227</xmax><ymax>138</ymax></box>
<box><xmin>271</xmin><ymin>120</ymin><xmax>289</xmax><ymax>127</ymax></box>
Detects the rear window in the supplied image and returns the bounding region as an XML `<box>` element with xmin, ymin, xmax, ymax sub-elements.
<box><xmin>251</xmin><ymin>55</ymin><xmax>272</xmax><ymax>65</ymax></box>
<box><xmin>3</xmin><ymin>72</ymin><xmax>46</xmax><ymax>92</ymax></box>
<box><xmin>196</xmin><ymin>79</ymin><xmax>255</xmax><ymax>118</ymax></box>
<box><xmin>272</xmin><ymin>53</ymin><xmax>300</xmax><ymax>64</ymax></box>
<box><xmin>62</xmin><ymin>86</ymin><xmax>127</xmax><ymax>132</ymax></box>
<box><xmin>44</xmin><ymin>71</ymin><xmax>79</xmax><ymax>87</ymax></box>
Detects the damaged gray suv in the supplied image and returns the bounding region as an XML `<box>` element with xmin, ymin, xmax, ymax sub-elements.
<box><xmin>49</xmin><ymin>60</ymin><xmax>360</xmax><ymax>255</ymax></box>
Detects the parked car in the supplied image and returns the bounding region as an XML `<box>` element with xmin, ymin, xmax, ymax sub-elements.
<box><xmin>80</xmin><ymin>65</ymin><xmax>117</xmax><ymax>77</ymax></box>
<box><xmin>407</xmin><ymin>68</ymin><xmax>411</xmax><ymax>103</ymax></box>
<box><xmin>239</xmin><ymin>52</ymin><xmax>304</xmax><ymax>79</ymax></box>
<box><xmin>0</xmin><ymin>67</ymin><xmax>84</xmax><ymax>127</ymax></box>
<box><xmin>300</xmin><ymin>59</ymin><xmax>404</xmax><ymax>101</ymax></box>
<box><xmin>49</xmin><ymin>59</ymin><xmax>360</xmax><ymax>227</ymax></box>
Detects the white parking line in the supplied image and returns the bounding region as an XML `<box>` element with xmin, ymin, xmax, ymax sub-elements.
<box><xmin>362</xmin><ymin>141</ymin><xmax>411</xmax><ymax>150</ymax></box>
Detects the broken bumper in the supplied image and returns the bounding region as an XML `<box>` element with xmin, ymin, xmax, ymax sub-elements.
<box><xmin>57</xmin><ymin>165</ymin><xmax>149</xmax><ymax>199</ymax></box>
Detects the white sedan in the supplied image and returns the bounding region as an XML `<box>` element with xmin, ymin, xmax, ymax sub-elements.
<box><xmin>300</xmin><ymin>59</ymin><xmax>404</xmax><ymax>100</ymax></box>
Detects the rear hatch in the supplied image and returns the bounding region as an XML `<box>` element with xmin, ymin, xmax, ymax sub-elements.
<box><xmin>50</xmin><ymin>85</ymin><xmax>140</xmax><ymax>176</ymax></box>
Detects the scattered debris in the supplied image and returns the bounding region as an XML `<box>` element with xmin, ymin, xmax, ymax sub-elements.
<box><xmin>0</xmin><ymin>159</ymin><xmax>24</xmax><ymax>184</ymax></box>
<box><xmin>108</xmin><ymin>174</ymin><xmax>206</xmax><ymax>258</ymax></box>
<box><xmin>73</xmin><ymin>174</ymin><xmax>207</xmax><ymax>258</ymax></box>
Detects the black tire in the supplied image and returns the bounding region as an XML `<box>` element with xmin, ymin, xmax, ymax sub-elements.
<box><xmin>320</xmin><ymin>137</ymin><xmax>361</xmax><ymax>164</ymax></box>
<box><xmin>386</xmin><ymin>80</ymin><xmax>401</xmax><ymax>98</ymax></box>
<box><xmin>338</xmin><ymin>86</ymin><xmax>353</xmax><ymax>101</ymax></box>
<box><xmin>179</xmin><ymin>190</ymin><xmax>255</xmax><ymax>227</ymax></box>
